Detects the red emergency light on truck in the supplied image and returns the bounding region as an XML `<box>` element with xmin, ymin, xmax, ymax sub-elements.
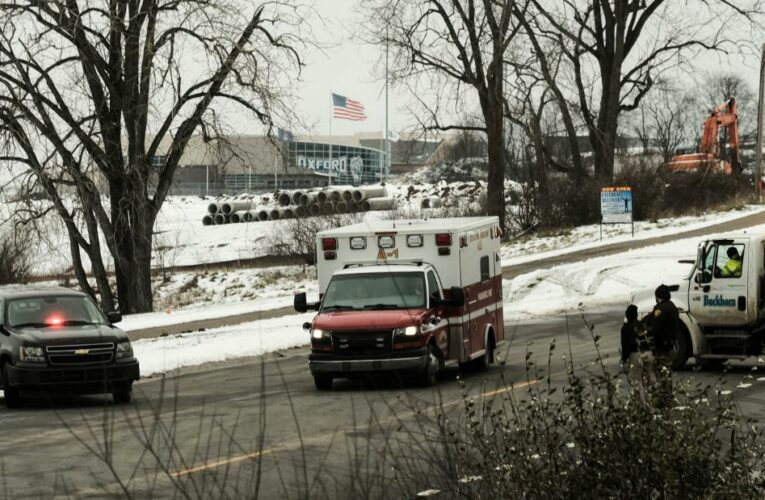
<box><xmin>294</xmin><ymin>217</ymin><xmax>506</xmax><ymax>390</ymax></box>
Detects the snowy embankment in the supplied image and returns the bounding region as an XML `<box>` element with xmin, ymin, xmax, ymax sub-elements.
<box><xmin>504</xmin><ymin>222</ymin><xmax>765</xmax><ymax>320</ymax></box>
<box><xmin>134</xmin><ymin>312</ymin><xmax>315</xmax><ymax>377</ymax></box>
<box><xmin>501</xmin><ymin>205</ymin><xmax>765</xmax><ymax>266</ymax></box>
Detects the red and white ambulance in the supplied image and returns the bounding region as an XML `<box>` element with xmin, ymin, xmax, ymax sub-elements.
<box><xmin>294</xmin><ymin>217</ymin><xmax>505</xmax><ymax>390</ymax></box>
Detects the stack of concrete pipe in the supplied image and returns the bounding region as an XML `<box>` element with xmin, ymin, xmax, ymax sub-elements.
<box><xmin>202</xmin><ymin>185</ymin><xmax>396</xmax><ymax>225</ymax></box>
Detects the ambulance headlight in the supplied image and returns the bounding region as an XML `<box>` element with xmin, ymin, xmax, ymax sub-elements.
<box><xmin>393</xmin><ymin>326</ymin><xmax>419</xmax><ymax>336</ymax></box>
<box><xmin>311</xmin><ymin>328</ymin><xmax>329</xmax><ymax>340</ymax></box>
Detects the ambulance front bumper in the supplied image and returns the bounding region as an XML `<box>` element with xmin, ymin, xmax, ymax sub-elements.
<box><xmin>308</xmin><ymin>349</ymin><xmax>428</xmax><ymax>375</ymax></box>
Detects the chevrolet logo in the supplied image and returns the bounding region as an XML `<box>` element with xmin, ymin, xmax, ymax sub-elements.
<box><xmin>74</xmin><ymin>349</ymin><xmax>90</xmax><ymax>355</ymax></box>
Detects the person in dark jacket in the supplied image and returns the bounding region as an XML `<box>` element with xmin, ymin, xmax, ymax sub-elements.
<box><xmin>621</xmin><ymin>304</ymin><xmax>655</xmax><ymax>404</ymax></box>
<box><xmin>646</xmin><ymin>284</ymin><xmax>680</xmax><ymax>406</ymax></box>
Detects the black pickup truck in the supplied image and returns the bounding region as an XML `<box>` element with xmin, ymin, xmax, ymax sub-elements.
<box><xmin>0</xmin><ymin>286</ymin><xmax>140</xmax><ymax>408</ymax></box>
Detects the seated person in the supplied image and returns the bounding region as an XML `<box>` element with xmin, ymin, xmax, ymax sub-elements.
<box><xmin>720</xmin><ymin>247</ymin><xmax>743</xmax><ymax>278</ymax></box>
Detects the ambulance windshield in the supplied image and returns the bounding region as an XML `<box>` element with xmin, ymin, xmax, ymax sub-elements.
<box><xmin>321</xmin><ymin>272</ymin><xmax>426</xmax><ymax>311</ymax></box>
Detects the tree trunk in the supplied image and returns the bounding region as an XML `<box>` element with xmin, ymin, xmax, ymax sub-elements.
<box><xmin>484</xmin><ymin>103</ymin><xmax>506</xmax><ymax>232</ymax></box>
<box><xmin>109</xmin><ymin>177</ymin><xmax>154</xmax><ymax>314</ymax></box>
<box><xmin>69</xmin><ymin>238</ymin><xmax>96</xmax><ymax>300</ymax></box>
<box><xmin>529</xmin><ymin>113</ymin><xmax>550</xmax><ymax>225</ymax></box>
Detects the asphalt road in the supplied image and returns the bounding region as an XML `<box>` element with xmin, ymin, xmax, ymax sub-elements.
<box><xmin>6</xmin><ymin>308</ymin><xmax>765</xmax><ymax>498</ymax></box>
<box><xmin>129</xmin><ymin>209</ymin><xmax>765</xmax><ymax>339</ymax></box>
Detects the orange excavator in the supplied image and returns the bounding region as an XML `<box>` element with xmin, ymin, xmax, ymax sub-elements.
<box><xmin>665</xmin><ymin>97</ymin><xmax>741</xmax><ymax>174</ymax></box>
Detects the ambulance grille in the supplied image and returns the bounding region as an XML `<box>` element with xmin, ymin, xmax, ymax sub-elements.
<box><xmin>332</xmin><ymin>331</ymin><xmax>392</xmax><ymax>355</ymax></box>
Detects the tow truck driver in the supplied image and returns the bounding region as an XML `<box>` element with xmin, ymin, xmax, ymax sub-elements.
<box><xmin>720</xmin><ymin>247</ymin><xmax>743</xmax><ymax>278</ymax></box>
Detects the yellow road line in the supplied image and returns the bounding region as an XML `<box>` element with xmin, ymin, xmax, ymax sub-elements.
<box><xmin>171</xmin><ymin>449</ymin><xmax>273</xmax><ymax>477</ymax></box>
<box><xmin>481</xmin><ymin>378</ymin><xmax>539</xmax><ymax>398</ymax></box>
<box><xmin>168</xmin><ymin>376</ymin><xmax>544</xmax><ymax>478</ymax></box>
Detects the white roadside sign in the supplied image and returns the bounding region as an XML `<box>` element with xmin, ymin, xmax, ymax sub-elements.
<box><xmin>601</xmin><ymin>186</ymin><xmax>633</xmax><ymax>224</ymax></box>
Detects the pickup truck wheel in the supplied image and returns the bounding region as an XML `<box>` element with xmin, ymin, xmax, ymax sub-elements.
<box><xmin>314</xmin><ymin>375</ymin><xmax>333</xmax><ymax>391</ymax></box>
<box><xmin>416</xmin><ymin>346</ymin><xmax>439</xmax><ymax>387</ymax></box>
<box><xmin>671</xmin><ymin>332</ymin><xmax>691</xmax><ymax>371</ymax></box>
<box><xmin>2</xmin><ymin>365</ymin><xmax>21</xmax><ymax>409</ymax></box>
<box><xmin>113</xmin><ymin>384</ymin><xmax>133</xmax><ymax>404</ymax></box>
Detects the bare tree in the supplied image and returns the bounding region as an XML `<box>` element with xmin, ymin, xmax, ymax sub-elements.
<box><xmin>526</xmin><ymin>0</ymin><xmax>762</xmax><ymax>179</ymax></box>
<box><xmin>365</xmin><ymin>0</ymin><xmax>525</xmax><ymax>231</ymax></box>
<box><xmin>0</xmin><ymin>0</ymin><xmax>304</xmax><ymax>312</ymax></box>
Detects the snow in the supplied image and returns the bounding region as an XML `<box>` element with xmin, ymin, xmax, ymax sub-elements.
<box><xmin>501</xmin><ymin>205</ymin><xmax>765</xmax><ymax>267</ymax></box>
<box><xmin>505</xmin><ymin>223</ymin><xmax>765</xmax><ymax>320</ymax></box>
<box><xmin>134</xmin><ymin>312</ymin><xmax>314</xmax><ymax>377</ymax></box>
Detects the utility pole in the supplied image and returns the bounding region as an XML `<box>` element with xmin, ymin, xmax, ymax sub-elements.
<box><xmin>756</xmin><ymin>43</ymin><xmax>765</xmax><ymax>198</ymax></box>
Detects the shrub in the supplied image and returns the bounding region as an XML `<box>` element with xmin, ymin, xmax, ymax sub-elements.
<box><xmin>0</xmin><ymin>223</ymin><xmax>32</xmax><ymax>284</ymax></box>
<box><xmin>370</xmin><ymin>332</ymin><xmax>765</xmax><ymax>499</ymax></box>
<box><xmin>268</xmin><ymin>213</ymin><xmax>364</xmax><ymax>264</ymax></box>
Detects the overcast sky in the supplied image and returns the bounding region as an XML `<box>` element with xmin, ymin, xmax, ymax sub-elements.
<box><xmin>285</xmin><ymin>1</ymin><xmax>764</xmax><ymax>139</ymax></box>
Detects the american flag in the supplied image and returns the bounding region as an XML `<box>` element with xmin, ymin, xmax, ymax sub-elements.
<box><xmin>332</xmin><ymin>93</ymin><xmax>367</xmax><ymax>121</ymax></box>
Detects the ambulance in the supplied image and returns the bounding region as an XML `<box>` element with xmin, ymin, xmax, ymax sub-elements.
<box><xmin>294</xmin><ymin>217</ymin><xmax>505</xmax><ymax>390</ymax></box>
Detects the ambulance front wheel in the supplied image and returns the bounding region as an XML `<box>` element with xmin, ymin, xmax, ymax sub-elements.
<box><xmin>314</xmin><ymin>375</ymin><xmax>333</xmax><ymax>390</ymax></box>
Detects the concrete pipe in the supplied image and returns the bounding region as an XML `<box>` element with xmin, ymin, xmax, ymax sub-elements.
<box><xmin>352</xmin><ymin>186</ymin><xmax>387</xmax><ymax>202</ymax></box>
<box><xmin>296</xmin><ymin>205</ymin><xmax>308</xmax><ymax>217</ymax></box>
<box><xmin>283</xmin><ymin>206</ymin><xmax>297</xmax><ymax>219</ymax></box>
<box><xmin>329</xmin><ymin>190</ymin><xmax>342</xmax><ymax>202</ymax></box>
<box><xmin>316</xmin><ymin>190</ymin><xmax>329</xmax><ymax>203</ymax></box>
<box><xmin>342</xmin><ymin>189</ymin><xmax>353</xmax><ymax>202</ymax></box>
<box><xmin>231</xmin><ymin>210</ymin><xmax>250</xmax><ymax>223</ymax></box>
<box><xmin>221</xmin><ymin>201</ymin><xmax>251</xmax><ymax>215</ymax></box>
<box><xmin>309</xmin><ymin>203</ymin><xmax>321</xmax><ymax>216</ymax></box>
<box><xmin>202</xmin><ymin>215</ymin><xmax>214</xmax><ymax>226</ymax></box>
<box><xmin>207</xmin><ymin>203</ymin><xmax>220</xmax><ymax>215</ymax></box>
<box><xmin>349</xmin><ymin>201</ymin><xmax>360</xmax><ymax>212</ymax></box>
<box><xmin>299</xmin><ymin>193</ymin><xmax>318</xmax><ymax>206</ymax></box>
<box><xmin>320</xmin><ymin>202</ymin><xmax>334</xmax><ymax>215</ymax></box>
<box><xmin>278</xmin><ymin>191</ymin><xmax>292</xmax><ymax>206</ymax></box>
<box><xmin>214</xmin><ymin>213</ymin><xmax>230</xmax><ymax>225</ymax></box>
<box><xmin>242</xmin><ymin>211</ymin><xmax>254</xmax><ymax>223</ymax></box>
<box><xmin>421</xmin><ymin>197</ymin><xmax>440</xmax><ymax>209</ymax></box>
<box><xmin>367</xmin><ymin>197</ymin><xmax>396</xmax><ymax>211</ymax></box>
<box><xmin>269</xmin><ymin>208</ymin><xmax>281</xmax><ymax>220</ymax></box>
<box><xmin>360</xmin><ymin>201</ymin><xmax>371</xmax><ymax>212</ymax></box>
<box><xmin>258</xmin><ymin>209</ymin><xmax>270</xmax><ymax>221</ymax></box>
<box><xmin>335</xmin><ymin>201</ymin><xmax>349</xmax><ymax>214</ymax></box>
<box><xmin>291</xmin><ymin>191</ymin><xmax>304</xmax><ymax>205</ymax></box>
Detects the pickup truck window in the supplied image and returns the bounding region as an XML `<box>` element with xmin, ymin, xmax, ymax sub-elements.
<box><xmin>322</xmin><ymin>272</ymin><xmax>426</xmax><ymax>310</ymax></box>
<box><xmin>6</xmin><ymin>296</ymin><xmax>107</xmax><ymax>328</ymax></box>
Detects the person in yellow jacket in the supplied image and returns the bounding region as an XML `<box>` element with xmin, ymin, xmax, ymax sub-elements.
<box><xmin>720</xmin><ymin>247</ymin><xmax>743</xmax><ymax>278</ymax></box>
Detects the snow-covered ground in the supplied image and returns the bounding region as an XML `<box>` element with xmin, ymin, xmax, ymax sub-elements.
<box><xmin>504</xmin><ymin>224</ymin><xmax>765</xmax><ymax>320</ymax></box>
<box><xmin>501</xmin><ymin>205</ymin><xmax>765</xmax><ymax>266</ymax></box>
<box><xmin>134</xmin><ymin>312</ymin><xmax>315</xmax><ymax>377</ymax></box>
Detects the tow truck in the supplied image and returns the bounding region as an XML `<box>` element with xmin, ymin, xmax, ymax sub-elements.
<box><xmin>294</xmin><ymin>217</ymin><xmax>505</xmax><ymax>390</ymax></box>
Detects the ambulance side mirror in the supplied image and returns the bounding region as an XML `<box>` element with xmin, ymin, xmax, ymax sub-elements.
<box><xmin>294</xmin><ymin>292</ymin><xmax>318</xmax><ymax>313</ymax></box>
<box><xmin>448</xmin><ymin>287</ymin><xmax>465</xmax><ymax>307</ymax></box>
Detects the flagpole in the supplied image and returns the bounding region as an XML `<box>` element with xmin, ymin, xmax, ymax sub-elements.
<box><xmin>384</xmin><ymin>28</ymin><xmax>389</xmax><ymax>184</ymax></box>
<box><xmin>329</xmin><ymin>92</ymin><xmax>333</xmax><ymax>187</ymax></box>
